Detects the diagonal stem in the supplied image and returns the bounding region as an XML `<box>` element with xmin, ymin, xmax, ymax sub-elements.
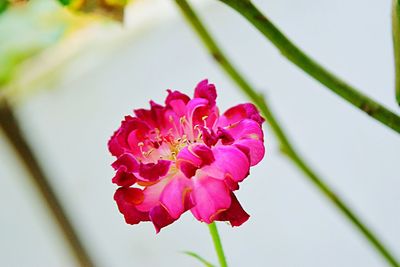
<box><xmin>217</xmin><ymin>0</ymin><xmax>400</xmax><ymax>133</ymax></box>
<box><xmin>208</xmin><ymin>222</ymin><xmax>228</xmax><ymax>267</ymax></box>
<box><xmin>174</xmin><ymin>1</ymin><xmax>400</xmax><ymax>266</ymax></box>
<box><xmin>0</xmin><ymin>99</ymin><xmax>95</xmax><ymax>267</ymax></box>
<box><xmin>392</xmin><ymin>0</ymin><xmax>400</xmax><ymax>106</ymax></box>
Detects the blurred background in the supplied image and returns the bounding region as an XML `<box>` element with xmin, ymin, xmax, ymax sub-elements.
<box><xmin>0</xmin><ymin>0</ymin><xmax>399</xmax><ymax>266</ymax></box>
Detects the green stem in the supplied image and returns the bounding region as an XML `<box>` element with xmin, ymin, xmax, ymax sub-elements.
<box><xmin>174</xmin><ymin>1</ymin><xmax>400</xmax><ymax>266</ymax></box>
<box><xmin>392</xmin><ymin>0</ymin><xmax>400</xmax><ymax>106</ymax></box>
<box><xmin>208</xmin><ymin>222</ymin><xmax>228</xmax><ymax>267</ymax></box>
<box><xmin>217</xmin><ymin>0</ymin><xmax>400</xmax><ymax>133</ymax></box>
<box><xmin>0</xmin><ymin>99</ymin><xmax>95</xmax><ymax>267</ymax></box>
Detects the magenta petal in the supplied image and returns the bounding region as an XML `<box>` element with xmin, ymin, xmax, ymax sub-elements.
<box><xmin>149</xmin><ymin>205</ymin><xmax>176</xmax><ymax>233</ymax></box>
<box><xmin>108</xmin><ymin>130</ymin><xmax>124</xmax><ymax>157</ymax></box>
<box><xmin>219</xmin><ymin>103</ymin><xmax>264</xmax><ymax>127</ymax></box>
<box><xmin>217</xmin><ymin>127</ymin><xmax>234</xmax><ymax>145</ymax></box>
<box><xmin>224</xmin><ymin>119</ymin><xmax>265</xmax><ymax>166</ymax></box>
<box><xmin>192</xmin><ymin>144</ymin><xmax>215</xmax><ymax>165</ymax></box>
<box><xmin>138</xmin><ymin>160</ymin><xmax>171</xmax><ymax>181</ymax></box>
<box><xmin>112</xmin><ymin>167</ymin><xmax>137</xmax><ymax>187</ymax></box>
<box><xmin>235</xmin><ymin>139</ymin><xmax>265</xmax><ymax>166</ymax></box>
<box><xmin>194</xmin><ymin>79</ymin><xmax>217</xmax><ymax>107</ymax></box>
<box><xmin>186</xmin><ymin>98</ymin><xmax>209</xmax><ymax>125</ymax></box>
<box><xmin>112</xmin><ymin>153</ymin><xmax>139</xmax><ymax>172</ymax></box>
<box><xmin>199</xmin><ymin>126</ymin><xmax>218</xmax><ymax>147</ymax></box>
<box><xmin>177</xmin><ymin>146</ymin><xmax>203</xmax><ymax>178</ymax></box>
<box><xmin>134</xmin><ymin>101</ymin><xmax>165</xmax><ymax>128</ymax></box>
<box><xmin>190</xmin><ymin>175</ymin><xmax>231</xmax><ymax>223</ymax></box>
<box><xmin>202</xmin><ymin>145</ymin><xmax>250</xmax><ymax>182</ymax></box>
<box><xmin>160</xmin><ymin>175</ymin><xmax>192</xmax><ymax>219</ymax></box>
<box><xmin>177</xmin><ymin>144</ymin><xmax>214</xmax><ymax>178</ymax></box>
<box><xmin>165</xmin><ymin>90</ymin><xmax>190</xmax><ymax>105</ymax></box>
<box><xmin>215</xmin><ymin>192</ymin><xmax>249</xmax><ymax>227</ymax></box>
<box><xmin>114</xmin><ymin>187</ymin><xmax>149</xmax><ymax>225</ymax></box>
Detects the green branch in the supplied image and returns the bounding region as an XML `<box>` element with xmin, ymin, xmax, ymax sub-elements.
<box><xmin>208</xmin><ymin>223</ymin><xmax>228</xmax><ymax>267</ymax></box>
<box><xmin>217</xmin><ymin>0</ymin><xmax>400</xmax><ymax>133</ymax></box>
<box><xmin>0</xmin><ymin>100</ymin><xmax>95</xmax><ymax>267</ymax></box>
<box><xmin>174</xmin><ymin>1</ymin><xmax>400</xmax><ymax>266</ymax></box>
<box><xmin>393</xmin><ymin>0</ymin><xmax>400</xmax><ymax>106</ymax></box>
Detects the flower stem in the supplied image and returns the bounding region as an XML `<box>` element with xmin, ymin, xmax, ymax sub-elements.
<box><xmin>217</xmin><ymin>0</ymin><xmax>400</xmax><ymax>133</ymax></box>
<box><xmin>174</xmin><ymin>1</ymin><xmax>400</xmax><ymax>266</ymax></box>
<box><xmin>0</xmin><ymin>99</ymin><xmax>95</xmax><ymax>267</ymax></box>
<box><xmin>392</xmin><ymin>0</ymin><xmax>400</xmax><ymax>106</ymax></box>
<box><xmin>208</xmin><ymin>222</ymin><xmax>228</xmax><ymax>267</ymax></box>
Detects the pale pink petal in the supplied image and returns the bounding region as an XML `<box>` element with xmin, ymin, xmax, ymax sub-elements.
<box><xmin>136</xmin><ymin>178</ymin><xmax>170</xmax><ymax>212</ymax></box>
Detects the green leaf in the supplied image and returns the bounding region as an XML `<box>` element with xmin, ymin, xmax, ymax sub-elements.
<box><xmin>183</xmin><ymin>251</ymin><xmax>216</xmax><ymax>267</ymax></box>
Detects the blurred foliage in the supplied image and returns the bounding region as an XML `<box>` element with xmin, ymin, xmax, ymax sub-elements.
<box><xmin>64</xmin><ymin>0</ymin><xmax>128</xmax><ymax>21</ymax></box>
<box><xmin>0</xmin><ymin>0</ymin><xmax>129</xmax><ymax>100</ymax></box>
<box><xmin>0</xmin><ymin>0</ymin><xmax>90</xmax><ymax>89</ymax></box>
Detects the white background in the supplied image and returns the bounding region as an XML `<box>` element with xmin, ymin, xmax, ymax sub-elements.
<box><xmin>1</xmin><ymin>0</ymin><xmax>399</xmax><ymax>266</ymax></box>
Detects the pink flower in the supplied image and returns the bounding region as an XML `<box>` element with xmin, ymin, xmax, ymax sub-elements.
<box><xmin>109</xmin><ymin>80</ymin><xmax>265</xmax><ymax>232</ymax></box>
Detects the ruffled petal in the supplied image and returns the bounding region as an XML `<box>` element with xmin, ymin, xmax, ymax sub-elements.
<box><xmin>108</xmin><ymin>116</ymin><xmax>150</xmax><ymax>157</ymax></box>
<box><xmin>223</xmin><ymin>119</ymin><xmax>265</xmax><ymax>166</ymax></box>
<box><xmin>160</xmin><ymin>174</ymin><xmax>193</xmax><ymax>219</ymax></box>
<box><xmin>114</xmin><ymin>187</ymin><xmax>149</xmax><ymax>225</ymax></box>
<box><xmin>165</xmin><ymin>90</ymin><xmax>190</xmax><ymax>107</ymax></box>
<box><xmin>201</xmin><ymin>145</ymin><xmax>250</xmax><ymax>183</ymax></box>
<box><xmin>134</xmin><ymin>101</ymin><xmax>165</xmax><ymax>129</ymax></box>
<box><xmin>190</xmin><ymin>175</ymin><xmax>231</xmax><ymax>223</ymax></box>
<box><xmin>235</xmin><ymin>139</ymin><xmax>265</xmax><ymax>166</ymax></box>
<box><xmin>112</xmin><ymin>153</ymin><xmax>139</xmax><ymax>172</ymax></box>
<box><xmin>149</xmin><ymin>205</ymin><xmax>176</xmax><ymax>233</ymax></box>
<box><xmin>138</xmin><ymin>160</ymin><xmax>171</xmax><ymax>181</ymax></box>
<box><xmin>112</xmin><ymin>166</ymin><xmax>137</xmax><ymax>187</ymax></box>
<box><xmin>194</xmin><ymin>79</ymin><xmax>217</xmax><ymax>107</ymax></box>
<box><xmin>214</xmin><ymin>192</ymin><xmax>249</xmax><ymax>226</ymax></box>
<box><xmin>176</xmin><ymin>144</ymin><xmax>215</xmax><ymax>178</ymax></box>
<box><xmin>218</xmin><ymin>103</ymin><xmax>264</xmax><ymax>127</ymax></box>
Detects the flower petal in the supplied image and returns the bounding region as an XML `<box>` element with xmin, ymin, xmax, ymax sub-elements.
<box><xmin>165</xmin><ymin>90</ymin><xmax>190</xmax><ymax>107</ymax></box>
<box><xmin>177</xmin><ymin>144</ymin><xmax>215</xmax><ymax>178</ymax></box>
<box><xmin>219</xmin><ymin>103</ymin><xmax>264</xmax><ymax>127</ymax></box>
<box><xmin>160</xmin><ymin>174</ymin><xmax>193</xmax><ymax>219</ymax></box>
<box><xmin>114</xmin><ymin>187</ymin><xmax>149</xmax><ymax>225</ymax></box>
<box><xmin>223</xmin><ymin>119</ymin><xmax>265</xmax><ymax>166</ymax></box>
<box><xmin>190</xmin><ymin>175</ymin><xmax>231</xmax><ymax>223</ymax></box>
<box><xmin>112</xmin><ymin>153</ymin><xmax>139</xmax><ymax>172</ymax></box>
<box><xmin>138</xmin><ymin>160</ymin><xmax>171</xmax><ymax>181</ymax></box>
<box><xmin>194</xmin><ymin>79</ymin><xmax>217</xmax><ymax>107</ymax></box>
<box><xmin>202</xmin><ymin>145</ymin><xmax>250</xmax><ymax>183</ymax></box>
<box><xmin>149</xmin><ymin>205</ymin><xmax>176</xmax><ymax>233</ymax></box>
<box><xmin>112</xmin><ymin>166</ymin><xmax>137</xmax><ymax>187</ymax></box>
<box><xmin>214</xmin><ymin>192</ymin><xmax>249</xmax><ymax>227</ymax></box>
